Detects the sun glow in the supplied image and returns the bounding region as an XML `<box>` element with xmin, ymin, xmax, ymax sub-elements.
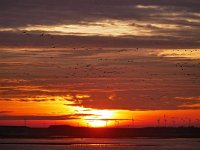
<box><xmin>84</xmin><ymin>110</ymin><xmax>113</xmax><ymax>127</ymax></box>
<box><xmin>88</xmin><ymin>120</ymin><xmax>107</xmax><ymax>127</ymax></box>
<box><xmin>73</xmin><ymin>108</ymin><xmax>114</xmax><ymax>127</ymax></box>
<box><xmin>89</xmin><ymin>110</ymin><xmax>113</xmax><ymax>119</ymax></box>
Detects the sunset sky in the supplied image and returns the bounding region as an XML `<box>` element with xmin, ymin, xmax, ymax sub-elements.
<box><xmin>0</xmin><ymin>0</ymin><xmax>200</xmax><ymax>127</ymax></box>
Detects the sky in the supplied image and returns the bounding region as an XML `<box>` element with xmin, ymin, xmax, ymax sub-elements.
<box><xmin>0</xmin><ymin>0</ymin><xmax>200</xmax><ymax>127</ymax></box>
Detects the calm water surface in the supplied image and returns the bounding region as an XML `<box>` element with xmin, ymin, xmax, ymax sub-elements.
<box><xmin>0</xmin><ymin>138</ymin><xmax>199</xmax><ymax>150</ymax></box>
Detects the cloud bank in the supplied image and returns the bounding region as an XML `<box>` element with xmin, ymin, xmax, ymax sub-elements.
<box><xmin>0</xmin><ymin>0</ymin><xmax>199</xmax><ymax>48</ymax></box>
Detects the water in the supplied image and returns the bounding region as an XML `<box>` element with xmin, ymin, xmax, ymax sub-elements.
<box><xmin>0</xmin><ymin>138</ymin><xmax>199</xmax><ymax>150</ymax></box>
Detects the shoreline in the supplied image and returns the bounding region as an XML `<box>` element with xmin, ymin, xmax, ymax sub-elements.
<box><xmin>1</xmin><ymin>126</ymin><xmax>200</xmax><ymax>139</ymax></box>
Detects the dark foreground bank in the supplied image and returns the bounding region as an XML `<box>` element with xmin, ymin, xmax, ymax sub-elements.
<box><xmin>0</xmin><ymin>125</ymin><xmax>200</xmax><ymax>138</ymax></box>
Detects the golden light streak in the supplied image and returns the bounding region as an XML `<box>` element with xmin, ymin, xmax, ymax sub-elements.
<box><xmin>157</xmin><ymin>49</ymin><xmax>200</xmax><ymax>59</ymax></box>
<box><xmin>75</xmin><ymin>94</ymin><xmax>90</xmax><ymax>99</ymax></box>
<box><xmin>135</xmin><ymin>5</ymin><xmax>160</xmax><ymax>9</ymax></box>
<box><xmin>0</xmin><ymin>97</ymin><xmax>71</xmax><ymax>116</ymax></box>
<box><xmin>0</xmin><ymin>20</ymin><xmax>153</xmax><ymax>37</ymax></box>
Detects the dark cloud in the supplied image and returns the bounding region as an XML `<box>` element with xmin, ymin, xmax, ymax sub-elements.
<box><xmin>69</xmin><ymin>92</ymin><xmax>200</xmax><ymax>111</ymax></box>
<box><xmin>0</xmin><ymin>31</ymin><xmax>199</xmax><ymax>48</ymax></box>
<box><xmin>0</xmin><ymin>111</ymin><xmax>12</xmax><ymax>114</ymax></box>
<box><xmin>0</xmin><ymin>0</ymin><xmax>199</xmax><ymax>27</ymax></box>
<box><xmin>0</xmin><ymin>0</ymin><xmax>199</xmax><ymax>48</ymax></box>
<box><xmin>0</xmin><ymin>114</ymin><xmax>93</xmax><ymax>120</ymax></box>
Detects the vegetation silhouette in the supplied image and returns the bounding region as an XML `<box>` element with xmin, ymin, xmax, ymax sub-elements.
<box><xmin>0</xmin><ymin>125</ymin><xmax>200</xmax><ymax>138</ymax></box>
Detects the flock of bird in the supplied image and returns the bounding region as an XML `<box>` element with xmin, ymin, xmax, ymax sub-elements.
<box><xmin>14</xmin><ymin>31</ymin><xmax>200</xmax><ymax>97</ymax></box>
<box><xmin>5</xmin><ymin>31</ymin><xmax>198</xmax><ymax>92</ymax></box>
<box><xmin>1</xmin><ymin>31</ymin><xmax>200</xmax><ymax>127</ymax></box>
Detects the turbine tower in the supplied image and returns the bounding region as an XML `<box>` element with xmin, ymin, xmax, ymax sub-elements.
<box><xmin>132</xmin><ymin>115</ymin><xmax>135</xmax><ymax>128</ymax></box>
<box><xmin>157</xmin><ymin>118</ymin><xmax>160</xmax><ymax>127</ymax></box>
<box><xmin>164</xmin><ymin>114</ymin><xmax>167</xmax><ymax>127</ymax></box>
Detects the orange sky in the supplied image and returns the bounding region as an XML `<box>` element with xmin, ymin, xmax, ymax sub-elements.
<box><xmin>0</xmin><ymin>49</ymin><xmax>200</xmax><ymax>127</ymax></box>
<box><xmin>0</xmin><ymin>1</ymin><xmax>200</xmax><ymax>128</ymax></box>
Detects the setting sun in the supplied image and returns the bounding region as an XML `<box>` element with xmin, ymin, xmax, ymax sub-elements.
<box><xmin>88</xmin><ymin>110</ymin><xmax>113</xmax><ymax>119</ymax></box>
<box><xmin>82</xmin><ymin>110</ymin><xmax>114</xmax><ymax>127</ymax></box>
<box><xmin>88</xmin><ymin>120</ymin><xmax>106</xmax><ymax>127</ymax></box>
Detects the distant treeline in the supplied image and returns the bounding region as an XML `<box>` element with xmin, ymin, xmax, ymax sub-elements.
<box><xmin>0</xmin><ymin>125</ymin><xmax>200</xmax><ymax>138</ymax></box>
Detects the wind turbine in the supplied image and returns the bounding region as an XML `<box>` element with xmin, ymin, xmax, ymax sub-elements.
<box><xmin>164</xmin><ymin>114</ymin><xmax>167</xmax><ymax>127</ymax></box>
<box><xmin>24</xmin><ymin>118</ymin><xmax>27</xmax><ymax>127</ymax></box>
<box><xmin>105</xmin><ymin>120</ymin><xmax>108</xmax><ymax>127</ymax></box>
<box><xmin>188</xmin><ymin>119</ymin><xmax>191</xmax><ymax>127</ymax></box>
<box><xmin>157</xmin><ymin>118</ymin><xmax>160</xmax><ymax>127</ymax></box>
<box><xmin>196</xmin><ymin>119</ymin><xmax>200</xmax><ymax>127</ymax></box>
<box><xmin>132</xmin><ymin>115</ymin><xmax>135</xmax><ymax>128</ymax></box>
